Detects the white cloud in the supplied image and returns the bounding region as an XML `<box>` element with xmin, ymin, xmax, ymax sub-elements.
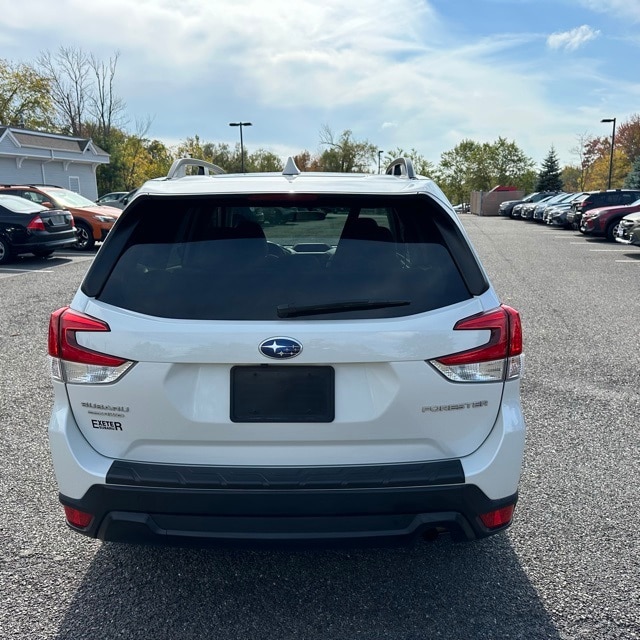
<box><xmin>1</xmin><ymin>1</ymin><xmax>638</xmax><ymax>167</ymax></box>
<box><xmin>579</xmin><ymin>0</ymin><xmax>640</xmax><ymax>23</ymax></box>
<box><xmin>547</xmin><ymin>25</ymin><xmax>600</xmax><ymax>51</ymax></box>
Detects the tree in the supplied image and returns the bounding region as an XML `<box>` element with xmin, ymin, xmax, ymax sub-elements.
<box><xmin>571</xmin><ymin>124</ymin><xmax>639</xmax><ymax>191</ymax></box>
<box><xmin>488</xmin><ymin>137</ymin><xmax>536</xmax><ymax>187</ymax></box>
<box><xmin>435</xmin><ymin>138</ymin><xmax>535</xmax><ymax>204</ymax></box>
<box><xmin>0</xmin><ymin>59</ymin><xmax>55</xmax><ymax>130</ymax></box>
<box><xmin>570</xmin><ymin>132</ymin><xmax>596</xmax><ymax>190</ymax></box>
<box><xmin>317</xmin><ymin>126</ymin><xmax>378</xmax><ymax>172</ymax></box>
<box><xmin>175</xmin><ymin>136</ymin><xmax>234</xmax><ymax>170</ymax></box>
<box><xmin>616</xmin><ymin>114</ymin><xmax>640</xmax><ymax>165</ymax></box>
<box><xmin>293</xmin><ymin>150</ymin><xmax>323</xmax><ymax>172</ymax></box>
<box><xmin>623</xmin><ymin>155</ymin><xmax>640</xmax><ymax>188</ymax></box>
<box><xmin>37</xmin><ymin>46</ymin><xmax>125</xmax><ymax>139</ymax></box>
<box><xmin>560</xmin><ymin>165</ymin><xmax>581</xmax><ymax>192</ymax></box>
<box><xmin>246</xmin><ymin>149</ymin><xmax>283</xmax><ymax>172</ymax></box>
<box><xmin>37</xmin><ymin>47</ymin><xmax>91</xmax><ymax>136</ymax></box>
<box><xmin>436</xmin><ymin>139</ymin><xmax>482</xmax><ymax>204</ymax></box>
<box><xmin>536</xmin><ymin>146</ymin><xmax>563</xmax><ymax>191</ymax></box>
<box><xmin>88</xmin><ymin>51</ymin><xmax>126</xmax><ymax>140</ymax></box>
<box><xmin>174</xmin><ymin>137</ymin><xmax>283</xmax><ymax>174</ymax></box>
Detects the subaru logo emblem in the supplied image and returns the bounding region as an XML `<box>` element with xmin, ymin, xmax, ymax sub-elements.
<box><xmin>259</xmin><ymin>337</ymin><xmax>302</xmax><ymax>359</ymax></box>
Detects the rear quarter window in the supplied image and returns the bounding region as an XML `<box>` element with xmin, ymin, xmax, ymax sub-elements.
<box><xmin>84</xmin><ymin>194</ymin><xmax>487</xmax><ymax>320</ymax></box>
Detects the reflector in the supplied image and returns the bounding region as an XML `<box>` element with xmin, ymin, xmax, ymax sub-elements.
<box><xmin>479</xmin><ymin>504</ymin><xmax>515</xmax><ymax>529</ymax></box>
<box><xmin>63</xmin><ymin>505</ymin><xmax>93</xmax><ymax>529</ymax></box>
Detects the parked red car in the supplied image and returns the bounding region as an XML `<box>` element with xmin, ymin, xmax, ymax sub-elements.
<box><xmin>580</xmin><ymin>197</ymin><xmax>640</xmax><ymax>241</ymax></box>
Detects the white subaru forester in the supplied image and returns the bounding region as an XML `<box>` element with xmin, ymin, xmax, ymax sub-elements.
<box><xmin>48</xmin><ymin>157</ymin><xmax>525</xmax><ymax>546</ymax></box>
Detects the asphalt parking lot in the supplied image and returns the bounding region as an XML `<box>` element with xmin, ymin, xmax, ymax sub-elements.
<box><xmin>1</xmin><ymin>218</ymin><xmax>639</xmax><ymax>639</ymax></box>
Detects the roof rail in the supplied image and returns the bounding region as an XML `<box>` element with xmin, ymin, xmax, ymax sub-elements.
<box><xmin>0</xmin><ymin>183</ymin><xmax>63</xmax><ymax>188</ymax></box>
<box><xmin>28</xmin><ymin>183</ymin><xmax>63</xmax><ymax>188</ymax></box>
<box><xmin>165</xmin><ymin>158</ymin><xmax>225</xmax><ymax>180</ymax></box>
<box><xmin>385</xmin><ymin>157</ymin><xmax>416</xmax><ymax>179</ymax></box>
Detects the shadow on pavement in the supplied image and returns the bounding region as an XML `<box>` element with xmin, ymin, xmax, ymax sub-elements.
<box><xmin>55</xmin><ymin>535</ymin><xmax>559</xmax><ymax>640</ymax></box>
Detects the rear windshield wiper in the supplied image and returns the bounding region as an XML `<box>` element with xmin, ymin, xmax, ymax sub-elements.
<box><xmin>277</xmin><ymin>299</ymin><xmax>410</xmax><ymax>318</ymax></box>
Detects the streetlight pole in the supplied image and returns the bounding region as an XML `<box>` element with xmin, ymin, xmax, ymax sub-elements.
<box><xmin>378</xmin><ymin>150</ymin><xmax>384</xmax><ymax>174</ymax></box>
<box><xmin>601</xmin><ymin>117</ymin><xmax>616</xmax><ymax>189</ymax></box>
<box><xmin>229</xmin><ymin>122</ymin><xmax>252</xmax><ymax>172</ymax></box>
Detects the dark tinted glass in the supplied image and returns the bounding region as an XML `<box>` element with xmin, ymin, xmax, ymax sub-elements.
<box><xmin>92</xmin><ymin>195</ymin><xmax>479</xmax><ymax>320</ymax></box>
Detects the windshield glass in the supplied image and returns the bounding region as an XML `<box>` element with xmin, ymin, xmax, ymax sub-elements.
<box><xmin>41</xmin><ymin>187</ymin><xmax>96</xmax><ymax>208</ymax></box>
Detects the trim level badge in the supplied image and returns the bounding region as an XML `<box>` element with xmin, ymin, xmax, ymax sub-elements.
<box><xmin>259</xmin><ymin>337</ymin><xmax>302</xmax><ymax>359</ymax></box>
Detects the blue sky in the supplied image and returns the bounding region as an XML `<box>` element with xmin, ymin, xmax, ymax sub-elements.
<box><xmin>1</xmin><ymin>0</ymin><xmax>639</xmax><ymax>169</ymax></box>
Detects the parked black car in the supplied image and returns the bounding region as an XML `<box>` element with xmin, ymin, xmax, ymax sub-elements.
<box><xmin>0</xmin><ymin>194</ymin><xmax>77</xmax><ymax>264</ymax></box>
<box><xmin>500</xmin><ymin>192</ymin><xmax>557</xmax><ymax>218</ymax></box>
<box><xmin>566</xmin><ymin>189</ymin><xmax>640</xmax><ymax>230</ymax></box>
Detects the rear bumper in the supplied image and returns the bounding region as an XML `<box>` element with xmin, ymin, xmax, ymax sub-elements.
<box><xmin>13</xmin><ymin>235</ymin><xmax>77</xmax><ymax>254</ymax></box>
<box><xmin>60</xmin><ymin>466</ymin><xmax>517</xmax><ymax>545</ymax></box>
<box><xmin>49</xmin><ymin>382</ymin><xmax>525</xmax><ymax>546</ymax></box>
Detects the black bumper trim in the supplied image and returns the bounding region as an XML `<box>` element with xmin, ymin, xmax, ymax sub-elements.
<box><xmin>106</xmin><ymin>460</ymin><xmax>465</xmax><ymax>490</ymax></box>
<box><xmin>60</xmin><ymin>480</ymin><xmax>518</xmax><ymax>546</ymax></box>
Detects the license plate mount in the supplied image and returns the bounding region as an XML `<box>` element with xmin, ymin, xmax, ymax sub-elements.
<box><xmin>231</xmin><ymin>365</ymin><xmax>335</xmax><ymax>423</ymax></box>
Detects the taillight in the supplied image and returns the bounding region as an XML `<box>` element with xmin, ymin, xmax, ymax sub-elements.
<box><xmin>48</xmin><ymin>307</ymin><xmax>133</xmax><ymax>384</ymax></box>
<box><xmin>27</xmin><ymin>216</ymin><xmax>46</xmax><ymax>231</ymax></box>
<box><xmin>429</xmin><ymin>305</ymin><xmax>523</xmax><ymax>383</ymax></box>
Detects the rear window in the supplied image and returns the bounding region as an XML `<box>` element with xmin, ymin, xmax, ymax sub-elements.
<box><xmin>85</xmin><ymin>195</ymin><xmax>485</xmax><ymax>320</ymax></box>
<box><xmin>0</xmin><ymin>195</ymin><xmax>44</xmax><ymax>214</ymax></box>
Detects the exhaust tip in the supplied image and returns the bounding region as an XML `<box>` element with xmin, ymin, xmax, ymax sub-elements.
<box><xmin>422</xmin><ymin>528</ymin><xmax>440</xmax><ymax>542</ymax></box>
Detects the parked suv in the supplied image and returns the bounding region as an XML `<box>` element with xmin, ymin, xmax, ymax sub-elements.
<box><xmin>566</xmin><ymin>189</ymin><xmax>640</xmax><ymax>230</ymax></box>
<box><xmin>0</xmin><ymin>184</ymin><xmax>121</xmax><ymax>250</ymax></box>
<box><xmin>47</xmin><ymin>157</ymin><xmax>526</xmax><ymax>546</ymax></box>
<box><xmin>580</xmin><ymin>198</ymin><xmax>640</xmax><ymax>241</ymax></box>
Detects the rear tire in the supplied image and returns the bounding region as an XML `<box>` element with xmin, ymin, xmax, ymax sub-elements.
<box><xmin>32</xmin><ymin>249</ymin><xmax>55</xmax><ymax>258</ymax></box>
<box><xmin>0</xmin><ymin>237</ymin><xmax>14</xmax><ymax>265</ymax></box>
<box><xmin>74</xmin><ymin>221</ymin><xmax>95</xmax><ymax>251</ymax></box>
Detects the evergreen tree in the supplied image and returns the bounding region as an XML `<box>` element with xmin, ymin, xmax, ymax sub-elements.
<box><xmin>623</xmin><ymin>155</ymin><xmax>640</xmax><ymax>188</ymax></box>
<box><xmin>536</xmin><ymin>147</ymin><xmax>563</xmax><ymax>191</ymax></box>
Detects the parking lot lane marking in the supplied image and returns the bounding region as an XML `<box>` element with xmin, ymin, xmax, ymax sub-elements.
<box><xmin>0</xmin><ymin>268</ymin><xmax>55</xmax><ymax>275</ymax></box>
<box><xmin>589</xmin><ymin>249</ymin><xmax>637</xmax><ymax>252</ymax></box>
<box><xmin>615</xmin><ymin>259</ymin><xmax>640</xmax><ymax>263</ymax></box>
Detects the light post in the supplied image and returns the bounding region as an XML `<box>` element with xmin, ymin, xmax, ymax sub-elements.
<box><xmin>601</xmin><ymin>117</ymin><xmax>616</xmax><ymax>189</ymax></box>
<box><xmin>378</xmin><ymin>150</ymin><xmax>384</xmax><ymax>174</ymax></box>
<box><xmin>229</xmin><ymin>121</ymin><xmax>252</xmax><ymax>172</ymax></box>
